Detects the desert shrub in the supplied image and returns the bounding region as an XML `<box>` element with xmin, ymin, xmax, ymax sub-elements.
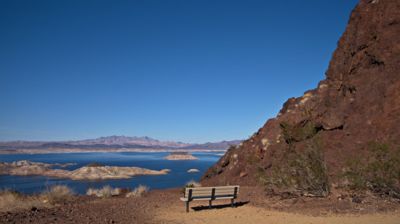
<box><xmin>203</xmin><ymin>166</ymin><xmax>219</xmax><ymax>178</ymax></box>
<box><xmin>280</xmin><ymin>120</ymin><xmax>320</xmax><ymax>144</ymax></box>
<box><xmin>97</xmin><ymin>186</ymin><xmax>113</xmax><ymax>198</ymax></box>
<box><xmin>0</xmin><ymin>190</ymin><xmax>23</xmax><ymax>210</ymax></box>
<box><xmin>343</xmin><ymin>142</ymin><xmax>400</xmax><ymax>197</ymax></box>
<box><xmin>125</xmin><ymin>185</ymin><xmax>149</xmax><ymax>198</ymax></box>
<box><xmin>181</xmin><ymin>180</ymin><xmax>201</xmax><ymax>194</ymax></box>
<box><xmin>86</xmin><ymin>188</ymin><xmax>97</xmax><ymax>196</ymax></box>
<box><xmin>262</xmin><ymin>137</ymin><xmax>329</xmax><ymax>197</ymax></box>
<box><xmin>342</xmin><ymin>157</ymin><xmax>367</xmax><ymax>190</ymax></box>
<box><xmin>0</xmin><ymin>190</ymin><xmax>45</xmax><ymax>212</ymax></box>
<box><xmin>86</xmin><ymin>186</ymin><xmax>122</xmax><ymax>198</ymax></box>
<box><xmin>43</xmin><ymin>185</ymin><xmax>74</xmax><ymax>204</ymax></box>
<box><xmin>184</xmin><ymin>180</ymin><xmax>201</xmax><ymax>188</ymax></box>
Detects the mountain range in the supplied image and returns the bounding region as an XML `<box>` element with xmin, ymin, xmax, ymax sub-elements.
<box><xmin>0</xmin><ymin>136</ymin><xmax>242</xmax><ymax>151</ymax></box>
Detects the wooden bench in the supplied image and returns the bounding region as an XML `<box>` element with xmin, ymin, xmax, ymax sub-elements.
<box><xmin>180</xmin><ymin>185</ymin><xmax>240</xmax><ymax>212</ymax></box>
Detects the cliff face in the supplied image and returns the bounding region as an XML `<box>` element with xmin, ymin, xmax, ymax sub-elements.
<box><xmin>202</xmin><ymin>0</ymin><xmax>400</xmax><ymax>195</ymax></box>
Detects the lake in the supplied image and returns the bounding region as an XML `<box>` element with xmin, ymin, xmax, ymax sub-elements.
<box><xmin>0</xmin><ymin>152</ymin><xmax>222</xmax><ymax>194</ymax></box>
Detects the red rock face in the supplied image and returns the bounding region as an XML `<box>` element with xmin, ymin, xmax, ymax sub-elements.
<box><xmin>202</xmin><ymin>0</ymin><xmax>400</xmax><ymax>190</ymax></box>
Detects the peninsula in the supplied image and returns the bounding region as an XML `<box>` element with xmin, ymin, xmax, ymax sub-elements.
<box><xmin>0</xmin><ymin>160</ymin><xmax>169</xmax><ymax>180</ymax></box>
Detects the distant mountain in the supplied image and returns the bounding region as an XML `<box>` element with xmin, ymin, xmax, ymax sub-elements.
<box><xmin>69</xmin><ymin>135</ymin><xmax>189</xmax><ymax>148</ymax></box>
<box><xmin>0</xmin><ymin>136</ymin><xmax>242</xmax><ymax>151</ymax></box>
<box><xmin>180</xmin><ymin>140</ymin><xmax>243</xmax><ymax>150</ymax></box>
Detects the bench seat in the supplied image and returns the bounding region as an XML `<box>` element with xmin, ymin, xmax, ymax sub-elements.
<box><xmin>180</xmin><ymin>185</ymin><xmax>239</xmax><ymax>212</ymax></box>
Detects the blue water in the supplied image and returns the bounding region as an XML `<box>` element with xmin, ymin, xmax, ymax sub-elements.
<box><xmin>0</xmin><ymin>152</ymin><xmax>221</xmax><ymax>194</ymax></box>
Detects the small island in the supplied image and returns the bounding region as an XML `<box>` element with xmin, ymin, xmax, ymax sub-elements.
<box><xmin>164</xmin><ymin>152</ymin><xmax>198</xmax><ymax>160</ymax></box>
<box><xmin>0</xmin><ymin>160</ymin><xmax>169</xmax><ymax>180</ymax></box>
<box><xmin>187</xmin><ymin>168</ymin><xmax>199</xmax><ymax>173</ymax></box>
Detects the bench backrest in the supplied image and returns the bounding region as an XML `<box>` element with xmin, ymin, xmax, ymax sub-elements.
<box><xmin>184</xmin><ymin>186</ymin><xmax>239</xmax><ymax>200</ymax></box>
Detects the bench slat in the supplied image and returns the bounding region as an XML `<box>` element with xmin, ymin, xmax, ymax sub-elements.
<box><xmin>185</xmin><ymin>189</ymin><xmax>239</xmax><ymax>196</ymax></box>
<box><xmin>192</xmin><ymin>196</ymin><xmax>234</xmax><ymax>201</ymax></box>
<box><xmin>186</xmin><ymin>186</ymin><xmax>239</xmax><ymax>190</ymax></box>
<box><xmin>183</xmin><ymin>186</ymin><xmax>239</xmax><ymax>199</ymax></box>
<box><xmin>190</xmin><ymin>191</ymin><xmax>235</xmax><ymax>197</ymax></box>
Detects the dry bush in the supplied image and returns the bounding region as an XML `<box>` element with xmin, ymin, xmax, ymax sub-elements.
<box><xmin>126</xmin><ymin>185</ymin><xmax>149</xmax><ymax>198</ymax></box>
<box><xmin>185</xmin><ymin>180</ymin><xmax>201</xmax><ymax>188</ymax></box>
<box><xmin>280</xmin><ymin>120</ymin><xmax>320</xmax><ymax>144</ymax></box>
<box><xmin>343</xmin><ymin>142</ymin><xmax>400</xmax><ymax>198</ymax></box>
<box><xmin>97</xmin><ymin>186</ymin><xmax>113</xmax><ymax>198</ymax></box>
<box><xmin>0</xmin><ymin>190</ymin><xmax>44</xmax><ymax>212</ymax></box>
<box><xmin>111</xmin><ymin>187</ymin><xmax>121</xmax><ymax>196</ymax></box>
<box><xmin>181</xmin><ymin>180</ymin><xmax>201</xmax><ymax>194</ymax></box>
<box><xmin>262</xmin><ymin>137</ymin><xmax>330</xmax><ymax>197</ymax></box>
<box><xmin>86</xmin><ymin>186</ymin><xmax>122</xmax><ymax>198</ymax></box>
<box><xmin>0</xmin><ymin>186</ymin><xmax>74</xmax><ymax>212</ymax></box>
<box><xmin>86</xmin><ymin>188</ymin><xmax>97</xmax><ymax>196</ymax></box>
<box><xmin>43</xmin><ymin>185</ymin><xmax>74</xmax><ymax>204</ymax></box>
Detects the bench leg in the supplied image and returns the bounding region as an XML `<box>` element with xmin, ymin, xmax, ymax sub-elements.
<box><xmin>231</xmin><ymin>199</ymin><xmax>234</xmax><ymax>207</ymax></box>
<box><xmin>186</xmin><ymin>201</ymin><xmax>189</xmax><ymax>213</ymax></box>
<box><xmin>209</xmin><ymin>200</ymin><xmax>212</xmax><ymax>209</ymax></box>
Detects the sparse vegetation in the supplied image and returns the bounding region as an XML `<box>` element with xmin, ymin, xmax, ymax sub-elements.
<box><xmin>185</xmin><ymin>180</ymin><xmax>201</xmax><ymax>188</ymax></box>
<box><xmin>181</xmin><ymin>180</ymin><xmax>201</xmax><ymax>193</ymax></box>
<box><xmin>43</xmin><ymin>185</ymin><xmax>74</xmax><ymax>204</ymax></box>
<box><xmin>261</xmin><ymin>137</ymin><xmax>329</xmax><ymax>197</ymax></box>
<box><xmin>86</xmin><ymin>185</ymin><xmax>121</xmax><ymax>198</ymax></box>
<box><xmin>280</xmin><ymin>120</ymin><xmax>320</xmax><ymax>144</ymax></box>
<box><xmin>0</xmin><ymin>190</ymin><xmax>44</xmax><ymax>212</ymax></box>
<box><xmin>86</xmin><ymin>185</ymin><xmax>149</xmax><ymax>198</ymax></box>
<box><xmin>207</xmin><ymin>166</ymin><xmax>219</xmax><ymax>177</ymax></box>
<box><xmin>0</xmin><ymin>185</ymin><xmax>75</xmax><ymax>212</ymax></box>
<box><xmin>126</xmin><ymin>185</ymin><xmax>149</xmax><ymax>198</ymax></box>
<box><xmin>342</xmin><ymin>142</ymin><xmax>400</xmax><ymax>198</ymax></box>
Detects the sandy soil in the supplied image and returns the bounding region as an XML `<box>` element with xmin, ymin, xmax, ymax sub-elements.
<box><xmin>156</xmin><ymin>203</ymin><xmax>400</xmax><ymax>224</ymax></box>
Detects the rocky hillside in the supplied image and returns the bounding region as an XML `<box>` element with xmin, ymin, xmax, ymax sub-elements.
<box><xmin>202</xmin><ymin>0</ymin><xmax>400</xmax><ymax>197</ymax></box>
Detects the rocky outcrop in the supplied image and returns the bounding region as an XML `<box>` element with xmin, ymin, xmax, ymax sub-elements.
<box><xmin>68</xmin><ymin>166</ymin><xmax>170</xmax><ymax>180</ymax></box>
<box><xmin>0</xmin><ymin>160</ymin><xmax>169</xmax><ymax>180</ymax></box>
<box><xmin>202</xmin><ymin>0</ymin><xmax>400</xmax><ymax>197</ymax></box>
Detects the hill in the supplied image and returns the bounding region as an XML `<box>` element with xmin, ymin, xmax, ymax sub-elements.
<box><xmin>202</xmin><ymin>0</ymin><xmax>400</xmax><ymax>198</ymax></box>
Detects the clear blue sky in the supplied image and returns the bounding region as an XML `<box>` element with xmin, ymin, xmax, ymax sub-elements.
<box><xmin>0</xmin><ymin>0</ymin><xmax>358</xmax><ymax>143</ymax></box>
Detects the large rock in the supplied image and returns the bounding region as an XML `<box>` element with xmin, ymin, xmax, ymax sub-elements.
<box><xmin>202</xmin><ymin>0</ymin><xmax>400</xmax><ymax>196</ymax></box>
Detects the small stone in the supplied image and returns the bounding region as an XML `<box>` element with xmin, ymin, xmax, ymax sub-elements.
<box><xmin>352</xmin><ymin>196</ymin><xmax>362</xmax><ymax>203</ymax></box>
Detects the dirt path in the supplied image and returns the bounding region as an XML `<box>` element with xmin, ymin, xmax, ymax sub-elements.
<box><xmin>156</xmin><ymin>203</ymin><xmax>400</xmax><ymax>224</ymax></box>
